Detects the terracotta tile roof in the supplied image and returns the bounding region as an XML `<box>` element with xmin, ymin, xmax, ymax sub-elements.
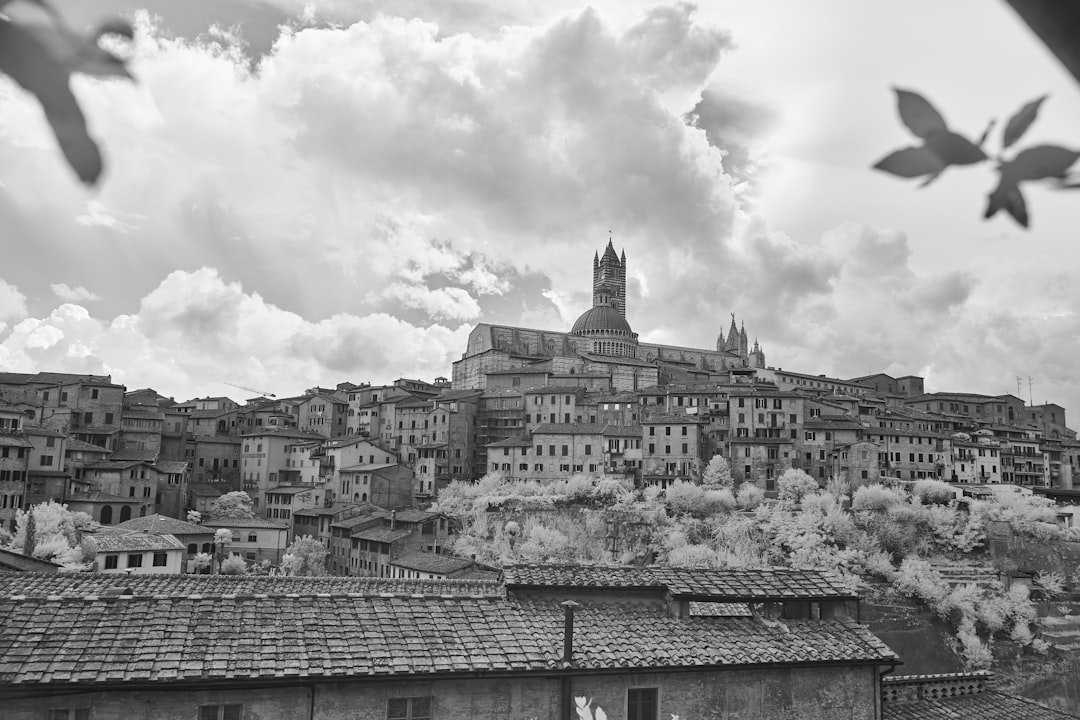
<box><xmin>153</xmin><ymin>461</ymin><xmax>189</xmax><ymax>474</ymax></box>
<box><xmin>517</xmin><ymin>599</ymin><xmax>897</xmax><ymax>670</ymax></box>
<box><xmin>85</xmin><ymin>460</ymin><xmax>145</xmax><ymax>471</ymax></box>
<box><xmin>502</xmin><ymin>565</ymin><xmax>857</xmax><ymax>600</ymax></box>
<box><xmin>202</xmin><ymin>518</ymin><xmax>288</xmax><ymax>529</ymax></box>
<box><xmin>882</xmin><ymin>673</ymin><xmax>1077</xmax><ymax>719</ymax></box>
<box><xmin>0</xmin><ymin>435</ymin><xmax>33</xmax><ymax>448</ymax></box>
<box><xmin>390</xmin><ymin>552</ymin><xmax>475</xmax><ymax>575</ymax></box>
<box><xmin>64</xmin><ymin>438</ymin><xmax>111</xmax><ymax>453</ymax></box>
<box><xmin>113</xmin><ymin>515</ymin><xmax>210</xmax><ymax>536</ymax></box>
<box><xmin>532</xmin><ymin>423</ymin><xmax>608</xmax><ymax>435</ymax></box>
<box><xmin>68</xmin><ymin>491</ymin><xmax>139</xmax><ymax>503</ymax></box>
<box><xmin>83</xmin><ymin>533</ymin><xmax>186</xmax><ymax>553</ymax></box>
<box><xmin>0</xmin><ymin>573</ymin><xmax>504</xmax><ymax>599</ymax></box>
<box><xmin>884</xmin><ymin>690</ymin><xmax>1075</xmax><ymax>719</ymax></box>
<box><xmin>351</xmin><ymin>526</ymin><xmax>413</xmax><ymax>544</ymax></box>
<box><xmin>110</xmin><ymin>449</ymin><xmax>160</xmax><ymax>462</ymax></box>
<box><xmin>0</xmin><ymin>578</ymin><xmax>896</xmax><ymax>689</ymax></box>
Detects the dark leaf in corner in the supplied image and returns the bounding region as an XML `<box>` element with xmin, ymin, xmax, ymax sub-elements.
<box><xmin>1002</xmin><ymin>95</ymin><xmax>1047</xmax><ymax>149</ymax></box>
<box><xmin>0</xmin><ymin>19</ymin><xmax>102</xmax><ymax>184</ymax></box>
<box><xmin>1003</xmin><ymin>145</ymin><xmax>1080</xmax><ymax>182</ymax></box>
<box><xmin>924</xmin><ymin>131</ymin><xmax>987</xmax><ymax>166</ymax></box>
<box><xmin>894</xmin><ymin>88</ymin><xmax>949</xmax><ymax>139</ymax></box>
<box><xmin>873</xmin><ymin>146</ymin><xmax>945</xmax><ymax>178</ymax></box>
<box><xmin>985</xmin><ymin>178</ymin><xmax>1028</xmax><ymax>228</ymax></box>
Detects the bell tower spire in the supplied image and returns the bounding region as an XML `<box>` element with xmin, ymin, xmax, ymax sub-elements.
<box><xmin>593</xmin><ymin>233</ymin><xmax>627</xmax><ymax>319</ymax></box>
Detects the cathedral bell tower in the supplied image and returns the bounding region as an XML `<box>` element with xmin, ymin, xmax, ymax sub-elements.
<box><xmin>593</xmin><ymin>239</ymin><xmax>627</xmax><ymax>319</ymax></box>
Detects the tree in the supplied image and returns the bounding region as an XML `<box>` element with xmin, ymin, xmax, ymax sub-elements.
<box><xmin>208</xmin><ymin>491</ymin><xmax>255</xmax><ymax>519</ymax></box>
<box><xmin>192</xmin><ymin>552</ymin><xmax>213</xmax><ymax>573</ymax></box>
<box><xmin>10</xmin><ymin>501</ymin><xmax>92</xmax><ymax>571</ymax></box>
<box><xmin>280</xmin><ymin>535</ymin><xmax>327</xmax><ymax>576</ymax></box>
<box><xmin>701</xmin><ymin>455</ymin><xmax>734</xmax><ymax>488</ymax></box>
<box><xmin>0</xmin><ymin>0</ymin><xmax>135</xmax><ymax>184</ymax></box>
<box><xmin>186</xmin><ymin>510</ymin><xmax>202</xmax><ymax>525</ymax></box>
<box><xmin>777</xmin><ymin>469</ymin><xmax>819</xmax><ymax>506</ymax></box>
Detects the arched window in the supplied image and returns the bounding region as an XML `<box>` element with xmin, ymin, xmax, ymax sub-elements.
<box><xmin>119</xmin><ymin>505</ymin><xmax>132</xmax><ymax>522</ymax></box>
<box><xmin>354</xmin><ymin>493</ymin><xmax>359</xmax><ymax>501</ymax></box>
<box><xmin>100</xmin><ymin>505</ymin><xmax>113</xmax><ymax>525</ymax></box>
<box><xmin>201</xmin><ymin>543</ymin><xmax>211</xmax><ymax>553</ymax></box>
<box><xmin>362</xmin><ymin>493</ymin><xmax>368</xmax><ymax>502</ymax></box>
<box><xmin>187</xmin><ymin>544</ymin><xmax>197</xmax><ymax>555</ymax></box>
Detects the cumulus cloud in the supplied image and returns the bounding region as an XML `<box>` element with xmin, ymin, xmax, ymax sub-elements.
<box><xmin>1</xmin><ymin>3</ymin><xmax>1075</xmax><ymax>422</ymax></box>
<box><xmin>0</xmin><ymin>279</ymin><xmax>27</xmax><ymax>322</ymax></box>
<box><xmin>0</xmin><ymin>269</ymin><xmax>470</xmax><ymax>399</ymax></box>
<box><xmin>50</xmin><ymin>284</ymin><xmax>101</xmax><ymax>303</ymax></box>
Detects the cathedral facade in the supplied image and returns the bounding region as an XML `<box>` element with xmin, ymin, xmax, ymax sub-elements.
<box><xmin>452</xmin><ymin>241</ymin><xmax>765</xmax><ymax>391</ymax></box>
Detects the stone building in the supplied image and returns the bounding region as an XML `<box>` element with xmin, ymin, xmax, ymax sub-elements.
<box><xmin>452</xmin><ymin>241</ymin><xmax>764</xmax><ymax>393</ymax></box>
<box><xmin>0</xmin><ymin>566</ymin><xmax>900</xmax><ymax>720</ymax></box>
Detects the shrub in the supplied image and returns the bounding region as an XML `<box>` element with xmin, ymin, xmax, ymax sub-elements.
<box><xmin>704</xmin><ymin>488</ymin><xmax>737</xmax><ymax>514</ymax></box>
<box><xmin>777</xmin><ymin>469</ymin><xmax>819</xmax><ymax>506</ymax></box>
<box><xmin>912</xmin><ymin>479</ymin><xmax>956</xmax><ymax>505</ymax></box>
<box><xmin>852</xmin><ymin>484</ymin><xmax>906</xmax><ymax>512</ymax></box>
<box><xmin>220</xmin><ymin>554</ymin><xmax>248</xmax><ymax>575</ymax></box>
<box><xmin>667</xmin><ymin>543</ymin><xmax>718</xmax><ymax>568</ymax></box>
<box><xmin>735</xmin><ymin>483</ymin><xmax>764</xmax><ymax>510</ymax></box>
<box><xmin>665</xmin><ymin>481</ymin><xmax>706</xmax><ymax>516</ymax></box>
<box><xmin>517</xmin><ymin>525</ymin><xmax>574</xmax><ymax>563</ymax></box>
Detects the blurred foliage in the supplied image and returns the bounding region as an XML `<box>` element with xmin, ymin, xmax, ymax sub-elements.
<box><xmin>873</xmin><ymin>87</ymin><xmax>1080</xmax><ymax>228</ymax></box>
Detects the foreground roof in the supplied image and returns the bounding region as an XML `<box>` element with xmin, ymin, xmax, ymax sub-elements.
<box><xmin>502</xmin><ymin>565</ymin><xmax>857</xmax><ymax>600</ymax></box>
<box><xmin>0</xmin><ymin>574</ymin><xmax>895</xmax><ymax>690</ymax></box>
<box><xmin>0</xmin><ymin>573</ymin><xmax>503</xmax><ymax>599</ymax></box>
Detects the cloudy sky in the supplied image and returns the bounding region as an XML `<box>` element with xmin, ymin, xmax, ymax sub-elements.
<box><xmin>1</xmin><ymin>1</ymin><xmax>1078</xmax><ymax>419</ymax></box>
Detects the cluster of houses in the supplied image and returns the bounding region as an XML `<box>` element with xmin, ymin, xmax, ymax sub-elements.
<box><xmin>1</xmin><ymin>364</ymin><xmax>1079</xmax><ymax>576</ymax></box>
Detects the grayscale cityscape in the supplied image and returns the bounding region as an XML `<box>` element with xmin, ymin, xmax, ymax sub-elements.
<box><xmin>1</xmin><ymin>1</ymin><xmax>1079</xmax><ymax>718</ymax></box>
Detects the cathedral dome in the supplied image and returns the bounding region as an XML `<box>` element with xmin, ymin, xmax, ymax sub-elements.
<box><xmin>571</xmin><ymin>304</ymin><xmax>634</xmax><ymax>336</ymax></box>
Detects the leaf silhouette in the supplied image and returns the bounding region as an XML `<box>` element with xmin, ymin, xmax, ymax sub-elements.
<box><xmin>894</xmin><ymin>88</ymin><xmax>948</xmax><ymax>139</ymax></box>
<box><xmin>985</xmin><ymin>178</ymin><xmax>1028</xmax><ymax>228</ymax></box>
<box><xmin>1002</xmin><ymin>144</ymin><xmax>1080</xmax><ymax>182</ymax></box>
<box><xmin>873</xmin><ymin>146</ymin><xmax>945</xmax><ymax>178</ymax></box>
<box><xmin>20</xmin><ymin>22</ymin><xmax>133</xmax><ymax>80</ymax></box>
<box><xmin>0</xmin><ymin>18</ymin><xmax>102</xmax><ymax>184</ymax></box>
<box><xmin>924</xmin><ymin>131</ymin><xmax>987</xmax><ymax>166</ymax></box>
<box><xmin>976</xmin><ymin>119</ymin><xmax>995</xmax><ymax>147</ymax></box>
<box><xmin>1002</xmin><ymin>95</ymin><xmax>1047</xmax><ymax>149</ymax></box>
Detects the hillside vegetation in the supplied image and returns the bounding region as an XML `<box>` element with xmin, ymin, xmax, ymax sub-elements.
<box><xmin>434</xmin><ymin>467</ymin><xmax>1080</xmax><ymax>670</ymax></box>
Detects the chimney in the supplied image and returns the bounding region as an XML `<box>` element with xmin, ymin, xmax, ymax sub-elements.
<box><xmin>390</xmin><ymin>509</ymin><xmax>396</xmax><ymax>530</ymax></box>
<box><xmin>561</xmin><ymin>600</ymin><xmax>579</xmax><ymax>662</ymax></box>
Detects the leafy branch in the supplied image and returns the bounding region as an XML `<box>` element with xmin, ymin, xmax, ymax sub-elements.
<box><xmin>873</xmin><ymin>87</ymin><xmax>1079</xmax><ymax>228</ymax></box>
<box><xmin>0</xmin><ymin>0</ymin><xmax>135</xmax><ymax>185</ymax></box>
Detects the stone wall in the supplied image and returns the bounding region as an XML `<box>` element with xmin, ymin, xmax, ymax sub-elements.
<box><xmin>4</xmin><ymin>666</ymin><xmax>880</xmax><ymax>720</ymax></box>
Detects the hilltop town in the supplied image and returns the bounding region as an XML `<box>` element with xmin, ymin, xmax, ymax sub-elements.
<box><xmin>1</xmin><ymin>244</ymin><xmax>1079</xmax><ymax>718</ymax></box>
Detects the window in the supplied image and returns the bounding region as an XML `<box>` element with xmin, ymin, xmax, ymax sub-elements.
<box><xmin>105</xmin><ymin>412</ymin><xmax>114</xmax><ymax>424</ymax></box>
<box><xmin>127</xmin><ymin>553</ymin><xmax>143</xmax><ymax>568</ymax></box>
<box><xmin>83</xmin><ymin>412</ymin><xmax>93</xmax><ymax>424</ymax></box>
<box><xmin>152</xmin><ymin>552</ymin><xmax>168</xmax><ymax>567</ymax></box>
<box><xmin>199</xmin><ymin>705</ymin><xmax>242</xmax><ymax>720</ymax></box>
<box><xmin>104</xmin><ymin>555</ymin><xmax>118</xmax><ymax>569</ymax></box>
<box><xmin>248</xmin><ymin>533</ymin><xmax>258</xmax><ymax>542</ymax></box>
<box><xmin>627</xmin><ymin>688</ymin><xmax>658</xmax><ymax>720</ymax></box>
<box><xmin>387</xmin><ymin>697</ymin><xmax>432</xmax><ymax>720</ymax></box>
